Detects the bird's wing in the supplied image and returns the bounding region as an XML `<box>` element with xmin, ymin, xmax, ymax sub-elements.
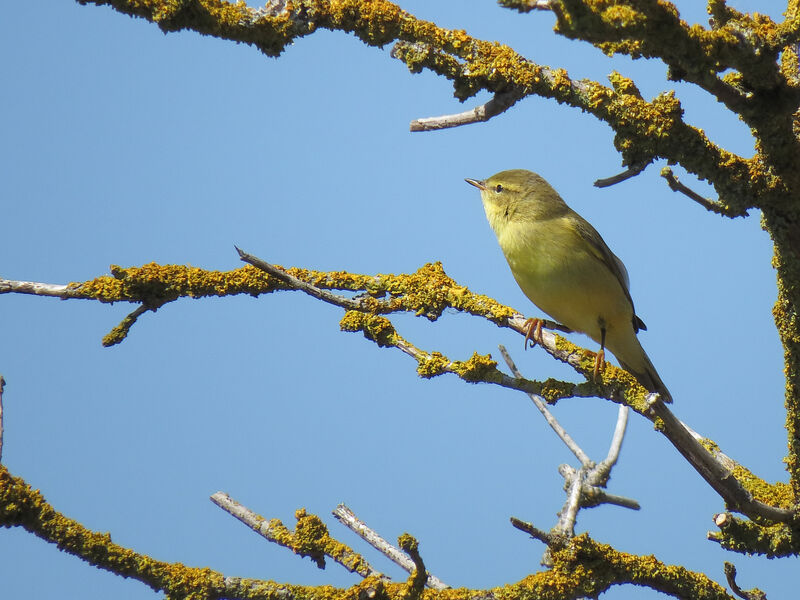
<box><xmin>572</xmin><ymin>213</ymin><xmax>639</xmax><ymax>315</ymax></box>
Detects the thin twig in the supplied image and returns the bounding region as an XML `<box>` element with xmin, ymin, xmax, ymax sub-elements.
<box><xmin>555</xmin><ymin>466</ymin><xmax>585</xmax><ymax>538</ymax></box>
<box><xmin>593</xmin><ymin>163</ymin><xmax>648</xmax><ymax>187</ymax></box>
<box><xmin>500</xmin><ymin>0</ymin><xmax>554</xmax><ymax>10</ymax></box>
<box><xmin>332</xmin><ymin>504</ymin><xmax>448</xmax><ymax>590</ymax></box>
<box><xmin>0</xmin><ymin>279</ymin><xmax>74</xmax><ymax>297</ymax></box>
<box><xmin>660</xmin><ymin>167</ymin><xmax>745</xmax><ymax>216</ymax></box>
<box><xmin>498</xmin><ymin>344</ymin><xmax>592</xmax><ymax>466</ymax></box>
<box><xmin>236</xmin><ymin>247</ymin><xmax>363</xmax><ymax>311</ymax></box>
<box><xmin>724</xmin><ymin>562</ymin><xmax>767</xmax><ymax>600</ymax></box>
<box><xmin>582</xmin><ymin>486</ymin><xmax>640</xmax><ymax>510</ymax></box>
<box><xmin>590</xmin><ymin>405</ymin><xmax>630</xmax><ymax>484</ymax></box>
<box><xmin>410</xmin><ymin>90</ymin><xmax>520</xmax><ymax>132</ymax></box>
<box><xmin>211</xmin><ymin>493</ymin><xmax>381</xmax><ymax>578</ymax></box>
<box><xmin>509</xmin><ymin>517</ymin><xmax>553</xmax><ymax>544</ymax></box>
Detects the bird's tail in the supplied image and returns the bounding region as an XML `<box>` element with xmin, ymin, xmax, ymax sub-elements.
<box><xmin>610</xmin><ymin>330</ymin><xmax>672</xmax><ymax>403</ymax></box>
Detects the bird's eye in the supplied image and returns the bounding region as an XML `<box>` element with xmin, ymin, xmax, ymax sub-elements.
<box><xmin>495</xmin><ymin>184</ymin><xmax>503</xmax><ymax>193</ymax></box>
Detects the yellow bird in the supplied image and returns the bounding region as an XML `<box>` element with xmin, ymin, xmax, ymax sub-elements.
<box><xmin>466</xmin><ymin>169</ymin><xmax>671</xmax><ymax>403</ymax></box>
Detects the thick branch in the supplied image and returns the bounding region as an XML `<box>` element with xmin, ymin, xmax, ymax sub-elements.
<box><xmin>5</xmin><ymin>259</ymin><xmax>795</xmax><ymax>524</ymax></box>
<box><xmin>77</xmin><ymin>0</ymin><xmax>771</xmax><ymax>214</ymax></box>
<box><xmin>0</xmin><ymin>463</ymin><xmax>737</xmax><ymax>600</ymax></box>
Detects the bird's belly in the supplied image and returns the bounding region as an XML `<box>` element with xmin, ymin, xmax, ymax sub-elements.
<box><xmin>502</xmin><ymin>230</ymin><xmax>631</xmax><ymax>344</ymax></box>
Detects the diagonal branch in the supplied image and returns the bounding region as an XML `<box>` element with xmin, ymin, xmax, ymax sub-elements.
<box><xmin>661</xmin><ymin>167</ymin><xmax>748</xmax><ymax>217</ymax></box>
<box><xmin>211</xmin><ymin>493</ymin><xmax>383</xmax><ymax>579</ymax></box>
<box><xmin>498</xmin><ymin>344</ymin><xmax>592</xmax><ymax>466</ymax></box>
<box><xmin>3</xmin><ymin>256</ymin><xmax>794</xmax><ymax>524</ymax></box>
<box><xmin>332</xmin><ymin>505</ymin><xmax>448</xmax><ymax>590</ymax></box>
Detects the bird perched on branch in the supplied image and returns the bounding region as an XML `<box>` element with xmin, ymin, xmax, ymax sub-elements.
<box><xmin>466</xmin><ymin>169</ymin><xmax>671</xmax><ymax>403</ymax></box>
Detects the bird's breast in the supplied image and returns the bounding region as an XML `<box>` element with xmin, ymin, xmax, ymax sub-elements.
<box><xmin>496</xmin><ymin>218</ymin><xmax>632</xmax><ymax>343</ymax></box>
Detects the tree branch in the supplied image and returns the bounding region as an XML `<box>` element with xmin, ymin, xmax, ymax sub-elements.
<box><xmin>593</xmin><ymin>162</ymin><xmax>648</xmax><ymax>188</ymax></box>
<box><xmin>211</xmin><ymin>493</ymin><xmax>382</xmax><ymax>578</ymax></box>
<box><xmin>660</xmin><ymin>167</ymin><xmax>747</xmax><ymax>217</ymax></box>
<box><xmin>409</xmin><ymin>90</ymin><xmax>521</xmax><ymax>132</ymax></box>
<box><xmin>332</xmin><ymin>504</ymin><xmax>448</xmax><ymax>590</ymax></box>
<box><xmin>498</xmin><ymin>344</ymin><xmax>592</xmax><ymax>466</ymax></box>
<box><xmin>0</xmin><ymin>462</ymin><xmax>738</xmax><ymax>599</ymax></box>
<box><xmin>724</xmin><ymin>562</ymin><xmax>767</xmax><ymax>600</ymax></box>
<box><xmin>77</xmin><ymin>0</ymin><xmax>769</xmax><ymax>214</ymax></box>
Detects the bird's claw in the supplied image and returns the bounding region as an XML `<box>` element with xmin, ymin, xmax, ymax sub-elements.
<box><xmin>523</xmin><ymin>318</ymin><xmax>544</xmax><ymax>350</ymax></box>
<box><xmin>593</xmin><ymin>348</ymin><xmax>606</xmax><ymax>382</ymax></box>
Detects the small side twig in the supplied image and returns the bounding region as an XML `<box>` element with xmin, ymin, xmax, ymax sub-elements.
<box><xmin>332</xmin><ymin>504</ymin><xmax>448</xmax><ymax>590</ymax></box>
<box><xmin>509</xmin><ymin>517</ymin><xmax>553</xmax><ymax>544</ymax></box>
<box><xmin>590</xmin><ymin>405</ymin><xmax>629</xmax><ymax>484</ymax></box>
<box><xmin>410</xmin><ymin>90</ymin><xmax>521</xmax><ymax>132</ymax></box>
<box><xmin>581</xmin><ymin>486</ymin><xmax>640</xmax><ymax>510</ymax></box>
<box><xmin>724</xmin><ymin>562</ymin><xmax>767</xmax><ymax>600</ymax></box>
<box><xmin>236</xmin><ymin>247</ymin><xmax>364</xmax><ymax>311</ymax></box>
<box><xmin>499</xmin><ymin>0</ymin><xmax>554</xmax><ymax>10</ymax></box>
<box><xmin>211</xmin><ymin>493</ymin><xmax>381</xmax><ymax>578</ymax></box>
<box><xmin>499</xmin><ymin>344</ymin><xmax>592</xmax><ymax>466</ymax></box>
<box><xmin>555</xmin><ymin>465</ymin><xmax>586</xmax><ymax>538</ymax></box>
<box><xmin>660</xmin><ymin>167</ymin><xmax>746</xmax><ymax>216</ymax></box>
<box><xmin>102</xmin><ymin>304</ymin><xmax>151</xmax><ymax>347</ymax></box>
<box><xmin>593</xmin><ymin>162</ymin><xmax>648</xmax><ymax>187</ymax></box>
<box><xmin>397</xmin><ymin>534</ymin><xmax>426</xmax><ymax>600</ymax></box>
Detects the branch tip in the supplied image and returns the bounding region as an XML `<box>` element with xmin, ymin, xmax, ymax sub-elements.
<box><xmin>724</xmin><ymin>562</ymin><xmax>768</xmax><ymax>600</ymax></box>
<box><xmin>593</xmin><ymin>162</ymin><xmax>648</xmax><ymax>188</ymax></box>
<box><xmin>509</xmin><ymin>517</ymin><xmax>553</xmax><ymax>544</ymax></box>
<box><xmin>410</xmin><ymin>91</ymin><xmax>521</xmax><ymax>132</ymax></box>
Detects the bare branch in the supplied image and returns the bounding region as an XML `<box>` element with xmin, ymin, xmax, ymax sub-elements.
<box><xmin>236</xmin><ymin>247</ymin><xmax>365</xmax><ymax>311</ymax></box>
<box><xmin>509</xmin><ymin>517</ymin><xmax>553</xmax><ymax>544</ymax></box>
<box><xmin>590</xmin><ymin>405</ymin><xmax>629</xmax><ymax>484</ymax></box>
<box><xmin>410</xmin><ymin>91</ymin><xmax>520</xmax><ymax>132</ymax></box>
<box><xmin>644</xmin><ymin>397</ymin><xmax>795</xmax><ymax>523</ymax></box>
<box><xmin>724</xmin><ymin>562</ymin><xmax>767</xmax><ymax>600</ymax></box>
<box><xmin>0</xmin><ymin>279</ymin><xmax>75</xmax><ymax>297</ymax></box>
<box><xmin>332</xmin><ymin>504</ymin><xmax>449</xmax><ymax>590</ymax></box>
<box><xmin>498</xmin><ymin>344</ymin><xmax>592</xmax><ymax>466</ymax></box>
<box><xmin>582</xmin><ymin>487</ymin><xmax>640</xmax><ymax>511</ymax></box>
<box><xmin>593</xmin><ymin>163</ymin><xmax>648</xmax><ymax>188</ymax></box>
<box><xmin>660</xmin><ymin>167</ymin><xmax>748</xmax><ymax>217</ymax></box>
<box><xmin>211</xmin><ymin>493</ymin><xmax>381</xmax><ymax>578</ymax></box>
<box><xmin>498</xmin><ymin>0</ymin><xmax>554</xmax><ymax>12</ymax></box>
<box><xmin>554</xmin><ymin>465</ymin><xmax>586</xmax><ymax>539</ymax></box>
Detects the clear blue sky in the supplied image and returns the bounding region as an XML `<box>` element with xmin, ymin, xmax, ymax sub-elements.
<box><xmin>1</xmin><ymin>1</ymin><xmax>796</xmax><ymax>598</ymax></box>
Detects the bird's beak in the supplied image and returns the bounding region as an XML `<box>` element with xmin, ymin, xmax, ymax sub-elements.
<box><xmin>465</xmin><ymin>178</ymin><xmax>487</xmax><ymax>191</ymax></box>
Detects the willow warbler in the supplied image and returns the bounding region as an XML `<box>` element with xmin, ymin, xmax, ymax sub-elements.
<box><xmin>466</xmin><ymin>169</ymin><xmax>671</xmax><ymax>403</ymax></box>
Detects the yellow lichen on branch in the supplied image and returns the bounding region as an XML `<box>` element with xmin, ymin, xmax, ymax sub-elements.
<box><xmin>0</xmin><ymin>464</ymin><xmax>737</xmax><ymax>599</ymax></box>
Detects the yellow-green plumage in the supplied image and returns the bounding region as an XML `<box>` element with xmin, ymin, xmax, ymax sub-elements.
<box><xmin>467</xmin><ymin>169</ymin><xmax>671</xmax><ymax>403</ymax></box>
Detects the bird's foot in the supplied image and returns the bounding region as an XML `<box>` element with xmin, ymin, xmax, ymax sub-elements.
<box><xmin>523</xmin><ymin>318</ymin><xmax>544</xmax><ymax>350</ymax></box>
<box><xmin>592</xmin><ymin>348</ymin><xmax>606</xmax><ymax>382</ymax></box>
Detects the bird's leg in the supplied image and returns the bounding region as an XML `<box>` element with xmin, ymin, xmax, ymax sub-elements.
<box><xmin>593</xmin><ymin>326</ymin><xmax>607</xmax><ymax>381</ymax></box>
<box><xmin>523</xmin><ymin>317</ymin><xmax>544</xmax><ymax>349</ymax></box>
